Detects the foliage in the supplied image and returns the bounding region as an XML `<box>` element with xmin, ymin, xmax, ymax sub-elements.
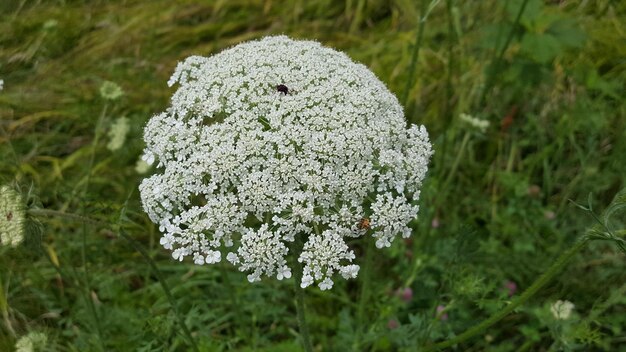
<box><xmin>1</xmin><ymin>0</ymin><xmax>625</xmax><ymax>351</ymax></box>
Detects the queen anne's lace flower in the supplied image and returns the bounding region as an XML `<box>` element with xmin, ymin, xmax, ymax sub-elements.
<box><xmin>107</xmin><ymin>116</ymin><xmax>130</xmax><ymax>151</ymax></box>
<box><xmin>550</xmin><ymin>300</ymin><xmax>575</xmax><ymax>320</ymax></box>
<box><xmin>15</xmin><ymin>331</ymin><xmax>47</xmax><ymax>352</ymax></box>
<box><xmin>99</xmin><ymin>81</ymin><xmax>123</xmax><ymax>100</ymax></box>
<box><xmin>139</xmin><ymin>36</ymin><xmax>433</xmax><ymax>289</ymax></box>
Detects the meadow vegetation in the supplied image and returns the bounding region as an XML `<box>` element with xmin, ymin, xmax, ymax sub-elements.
<box><xmin>1</xmin><ymin>0</ymin><xmax>625</xmax><ymax>350</ymax></box>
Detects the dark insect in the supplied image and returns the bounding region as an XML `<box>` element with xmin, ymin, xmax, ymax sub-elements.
<box><xmin>357</xmin><ymin>217</ymin><xmax>371</xmax><ymax>230</ymax></box>
<box><xmin>276</xmin><ymin>84</ymin><xmax>289</xmax><ymax>95</ymax></box>
<box><xmin>6</xmin><ymin>212</ymin><xmax>12</xmax><ymax>221</ymax></box>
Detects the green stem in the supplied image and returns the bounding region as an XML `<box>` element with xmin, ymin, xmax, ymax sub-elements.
<box><xmin>119</xmin><ymin>229</ymin><xmax>200</xmax><ymax>352</ymax></box>
<box><xmin>76</xmin><ymin>103</ymin><xmax>108</xmax><ymax>348</ymax></box>
<box><xmin>441</xmin><ymin>131</ymin><xmax>470</xmax><ymax>191</ymax></box>
<box><xmin>349</xmin><ymin>0</ymin><xmax>366</xmax><ymax>33</ymax></box>
<box><xmin>401</xmin><ymin>0</ymin><xmax>429</xmax><ymax>108</ymax></box>
<box><xmin>219</xmin><ymin>262</ymin><xmax>243</xmax><ymax>336</ymax></box>
<box><xmin>353</xmin><ymin>239</ymin><xmax>374</xmax><ymax>350</ymax></box>
<box><xmin>435</xmin><ymin>0</ymin><xmax>457</xmax><ymax>179</ymax></box>
<box><xmin>28</xmin><ymin>209</ymin><xmax>200</xmax><ymax>352</ymax></box>
<box><xmin>444</xmin><ymin>0</ymin><xmax>456</xmax><ymax>126</ymax></box>
<box><xmin>292</xmin><ymin>237</ymin><xmax>314</xmax><ymax>352</ymax></box>
<box><xmin>424</xmin><ymin>237</ymin><xmax>590</xmax><ymax>351</ymax></box>
<box><xmin>477</xmin><ymin>0</ymin><xmax>529</xmax><ymax>107</ymax></box>
<box><xmin>28</xmin><ymin>208</ymin><xmax>100</xmax><ymax>225</ymax></box>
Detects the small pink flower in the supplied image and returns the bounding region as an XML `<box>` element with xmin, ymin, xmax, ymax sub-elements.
<box><xmin>431</xmin><ymin>217</ymin><xmax>440</xmax><ymax>228</ymax></box>
<box><xmin>504</xmin><ymin>280</ymin><xmax>517</xmax><ymax>297</ymax></box>
<box><xmin>436</xmin><ymin>305</ymin><xmax>448</xmax><ymax>321</ymax></box>
<box><xmin>395</xmin><ymin>287</ymin><xmax>413</xmax><ymax>303</ymax></box>
<box><xmin>387</xmin><ymin>319</ymin><xmax>400</xmax><ymax>329</ymax></box>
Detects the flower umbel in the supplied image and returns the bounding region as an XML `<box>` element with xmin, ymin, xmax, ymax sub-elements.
<box><xmin>99</xmin><ymin>80</ymin><xmax>123</xmax><ymax>100</ymax></box>
<box><xmin>107</xmin><ymin>116</ymin><xmax>130</xmax><ymax>151</ymax></box>
<box><xmin>139</xmin><ymin>36</ymin><xmax>433</xmax><ymax>289</ymax></box>
<box><xmin>0</xmin><ymin>185</ymin><xmax>26</xmax><ymax>247</ymax></box>
<box><xmin>550</xmin><ymin>300</ymin><xmax>575</xmax><ymax>320</ymax></box>
<box><xmin>15</xmin><ymin>331</ymin><xmax>47</xmax><ymax>352</ymax></box>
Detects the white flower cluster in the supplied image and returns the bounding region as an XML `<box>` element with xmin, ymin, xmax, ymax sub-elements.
<box><xmin>99</xmin><ymin>81</ymin><xmax>123</xmax><ymax>100</ymax></box>
<box><xmin>299</xmin><ymin>231</ymin><xmax>360</xmax><ymax>290</ymax></box>
<box><xmin>107</xmin><ymin>116</ymin><xmax>130</xmax><ymax>151</ymax></box>
<box><xmin>15</xmin><ymin>331</ymin><xmax>47</xmax><ymax>352</ymax></box>
<box><xmin>139</xmin><ymin>36</ymin><xmax>433</xmax><ymax>290</ymax></box>
<box><xmin>550</xmin><ymin>299</ymin><xmax>575</xmax><ymax>320</ymax></box>
<box><xmin>0</xmin><ymin>185</ymin><xmax>25</xmax><ymax>247</ymax></box>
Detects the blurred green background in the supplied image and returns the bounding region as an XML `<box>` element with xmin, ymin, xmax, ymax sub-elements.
<box><xmin>1</xmin><ymin>0</ymin><xmax>625</xmax><ymax>351</ymax></box>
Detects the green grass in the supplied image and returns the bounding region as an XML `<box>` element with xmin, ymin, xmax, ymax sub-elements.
<box><xmin>1</xmin><ymin>0</ymin><xmax>625</xmax><ymax>351</ymax></box>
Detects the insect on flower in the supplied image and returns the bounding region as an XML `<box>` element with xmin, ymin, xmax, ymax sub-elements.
<box><xmin>276</xmin><ymin>84</ymin><xmax>289</xmax><ymax>95</ymax></box>
<box><xmin>357</xmin><ymin>217</ymin><xmax>371</xmax><ymax>230</ymax></box>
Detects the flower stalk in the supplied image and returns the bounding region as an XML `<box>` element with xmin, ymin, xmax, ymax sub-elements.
<box><xmin>292</xmin><ymin>236</ymin><xmax>314</xmax><ymax>352</ymax></box>
<box><xmin>424</xmin><ymin>237</ymin><xmax>590</xmax><ymax>351</ymax></box>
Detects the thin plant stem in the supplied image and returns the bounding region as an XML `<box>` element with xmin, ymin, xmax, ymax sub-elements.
<box><xmin>423</xmin><ymin>237</ymin><xmax>590</xmax><ymax>351</ymax></box>
<box><xmin>349</xmin><ymin>0</ymin><xmax>366</xmax><ymax>33</ymax></box>
<box><xmin>401</xmin><ymin>0</ymin><xmax>429</xmax><ymax>109</ymax></box>
<box><xmin>218</xmin><ymin>262</ymin><xmax>244</xmax><ymax>336</ymax></box>
<box><xmin>477</xmin><ymin>0</ymin><xmax>529</xmax><ymax>107</ymax></box>
<box><xmin>28</xmin><ymin>208</ymin><xmax>200</xmax><ymax>352</ymax></box>
<box><xmin>441</xmin><ymin>131</ymin><xmax>470</xmax><ymax>191</ymax></box>
<box><xmin>119</xmin><ymin>229</ymin><xmax>200</xmax><ymax>352</ymax></box>
<box><xmin>400</xmin><ymin>0</ymin><xmax>426</xmax><ymax>109</ymax></box>
<box><xmin>353</xmin><ymin>239</ymin><xmax>374</xmax><ymax>351</ymax></box>
<box><xmin>0</xmin><ymin>271</ymin><xmax>16</xmax><ymax>337</ymax></box>
<box><xmin>77</xmin><ymin>102</ymin><xmax>108</xmax><ymax>348</ymax></box>
<box><xmin>291</xmin><ymin>236</ymin><xmax>314</xmax><ymax>352</ymax></box>
<box><xmin>28</xmin><ymin>209</ymin><xmax>100</xmax><ymax>225</ymax></box>
<box><xmin>294</xmin><ymin>277</ymin><xmax>314</xmax><ymax>352</ymax></box>
<box><xmin>444</xmin><ymin>0</ymin><xmax>457</xmax><ymax>125</ymax></box>
<box><xmin>436</xmin><ymin>0</ymin><xmax>459</xmax><ymax>192</ymax></box>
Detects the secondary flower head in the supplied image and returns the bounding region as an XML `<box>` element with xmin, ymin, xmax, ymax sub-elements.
<box><xmin>0</xmin><ymin>185</ymin><xmax>26</xmax><ymax>247</ymax></box>
<box><xmin>459</xmin><ymin>113</ymin><xmax>489</xmax><ymax>133</ymax></box>
<box><xmin>99</xmin><ymin>81</ymin><xmax>123</xmax><ymax>100</ymax></box>
<box><xmin>107</xmin><ymin>116</ymin><xmax>130</xmax><ymax>151</ymax></box>
<box><xmin>550</xmin><ymin>299</ymin><xmax>574</xmax><ymax>320</ymax></box>
<box><xmin>15</xmin><ymin>331</ymin><xmax>47</xmax><ymax>352</ymax></box>
<box><xmin>139</xmin><ymin>36</ymin><xmax>432</xmax><ymax>290</ymax></box>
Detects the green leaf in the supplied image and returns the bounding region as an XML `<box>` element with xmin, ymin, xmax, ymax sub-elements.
<box><xmin>600</xmin><ymin>188</ymin><xmax>626</xmax><ymax>231</ymax></box>
<box><xmin>547</xmin><ymin>18</ymin><xmax>586</xmax><ymax>48</ymax></box>
<box><xmin>520</xmin><ymin>32</ymin><xmax>562</xmax><ymax>63</ymax></box>
<box><xmin>504</xmin><ymin>0</ymin><xmax>543</xmax><ymax>27</ymax></box>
